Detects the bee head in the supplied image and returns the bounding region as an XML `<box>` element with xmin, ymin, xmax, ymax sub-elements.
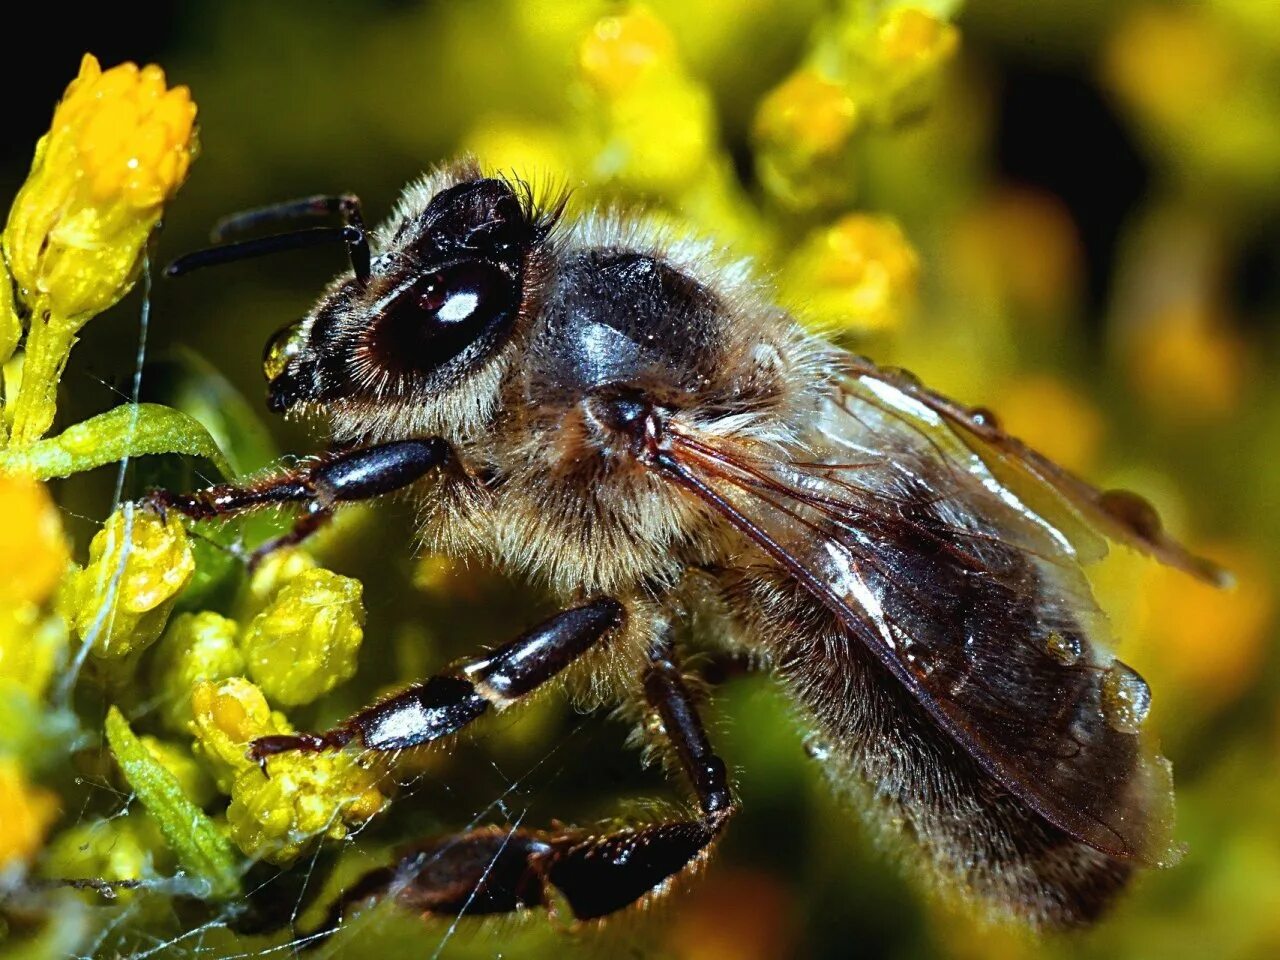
<box><xmin>261</xmin><ymin>172</ymin><xmax>555</xmax><ymax>440</ymax></box>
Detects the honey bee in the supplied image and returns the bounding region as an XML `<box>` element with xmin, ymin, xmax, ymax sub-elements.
<box><xmin>155</xmin><ymin>159</ymin><xmax>1229</xmax><ymax>933</ymax></box>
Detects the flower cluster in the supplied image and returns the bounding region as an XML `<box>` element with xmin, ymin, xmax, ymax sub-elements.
<box><xmin>2</xmin><ymin>54</ymin><xmax>198</xmax><ymax>445</ymax></box>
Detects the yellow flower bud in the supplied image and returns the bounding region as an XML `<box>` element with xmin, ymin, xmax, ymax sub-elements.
<box><xmin>67</xmin><ymin>505</ymin><xmax>195</xmax><ymax>661</ymax></box>
<box><xmin>0</xmin><ymin>758</ymin><xmax>59</xmax><ymax>868</ymax></box>
<box><xmin>4</xmin><ymin>54</ymin><xmax>197</xmax><ymax>321</ymax></box>
<box><xmin>240</xmin><ymin>569</ymin><xmax>365</xmax><ymax>707</ymax></box>
<box><xmin>237</xmin><ymin>547</ymin><xmax>316</xmax><ymax>623</ymax></box>
<box><xmin>0</xmin><ymin>475</ymin><xmax>69</xmax><ymax>607</ymax></box>
<box><xmin>225</xmin><ymin>748</ymin><xmax>385</xmax><ymax>865</ymax></box>
<box><xmin>2</xmin><ymin>54</ymin><xmax>198</xmax><ymax>445</ymax></box>
<box><xmin>754</xmin><ymin>68</ymin><xmax>860</xmax><ymax>212</ymax></box>
<box><xmin>875</xmin><ymin>7</ymin><xmax>959</xmax><ymax>71</ymax></box>
<box><xmin>150</xmin><ymin>611</ymin><xmax>244</xmax><ymax>733</ymax></box>
<box><xmin>580</xmin><ymin>6</ymin><xmax>676</xmax><ymax>97</ymax></box>
<box><xmin>189</xmin><ymin>677</ymin><xmax>384</xmax><ymax>864</ymax></box>
<box><xmin>782</xmin><ymin>214</ymin><xmax>920</xmax><ymax>335</ymax></box>
<box><xmin>755</xmin><ymin>69</ymin><xmax>858</xmax><ymax>160</ymax></box>
<box><xmin>189</xmin><ymin>677</ymin><xmax>290</xmax><ymax>790</ymax></box>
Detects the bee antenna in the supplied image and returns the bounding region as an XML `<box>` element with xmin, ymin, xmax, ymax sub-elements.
<box><xmin>166</xmin><ymin>194</ymin><xmax>372</xmax><ymax>282</ymax></box>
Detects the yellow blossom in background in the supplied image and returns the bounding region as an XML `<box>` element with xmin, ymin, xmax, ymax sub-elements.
<box><xmin>188</xmin><ymin>677</ymin><xmax>385</xmax><ymax>864</ymax></box>
<box><xmin>2</xmin><ymin>54</ymin><xmax>197</xmax><ymax>446</ymax></box>
<box><xmin>754</xmin><ymin>69</ymin><xmax>859</xmax><ymax>211</ymax></box>
<box><xmin>1129</xmin><ymin>544</ymin><xmax>1273</xmax><ymax>715</ymax></box>
<box><xmin>0</xmin><ymin>758</ymin><xmax>59</xmax><ymax>869</ymax></box>
<box><xmin>240</xmin><ymin>568</ymin><xmax>365</xmax><ymax>707</ymax></box>
<box><xmin>1124</xmin><ymin>302</ymin><xmax>1247</xmax><ymax>421</ymax></box>
<box><xmin>579</xmin><ymin>6</ymin><xmax>676</xmax><ymax>98</ymax></box>
<box><xmin>869</xmin><ymin>6</ymin><xmax>960</xmax><ymax>122</ymax></box>
<box><xmin>579</xmin><ymin>6</ymin><xmax>715</xmax><ymax>194</ymax></box>
<box><xmin>462</xmin><ymin>118</ymin><xmax>576</xmax><ymax>185</ymax></box>
<box><xmin>1103</xmin><ymin>7</ymin><xmax>1234</xmax><ymax>133</ymax></box>
<box><xmin>782</xmin><ymin>213</ymin><xmax>919</xmax><ymax>336</ymax></box>
<box><xmin>0</xmin><ymin>475</ymin><xmax>68</xmax><ymax>607</ymax></box>
<box><xmin>0</xmin><ymin>609</ymin><xmax>68</xmax><ymax>702</ymax></box>
<box><xmin>65</xmin><ymin>505</ymin><xmax>195</xmax><ymax>661</ymax></box>
<box><xmin>993</xmin><ymin>374</ymin><xmax>1105</xmax><ymax>476</ymax></box>
<box><xmin>950</xmin><ymin>187</ymin><xmax>1084</xmax><ymax>324</ymax></box>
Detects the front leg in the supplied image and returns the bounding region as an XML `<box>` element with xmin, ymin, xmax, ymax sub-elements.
<box><xmin>144</xmin><ymin>438</ymin><xmax>449</xmax><ymax>563</ymax></box>
<box><xmin>247</xmin><ymin>597</ymin><xmax>626</xmax><ymax>769</ymax></box>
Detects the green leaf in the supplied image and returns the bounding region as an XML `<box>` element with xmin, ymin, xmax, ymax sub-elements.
<box><xmin>104</xmin><ymin>706</ymin><xmax>241</xmax><ymax>900</ymax></box>
<box><xmin>0</xmin><ymin>403</ymin><xmax>234</xmax><ymax>480</ymax></box>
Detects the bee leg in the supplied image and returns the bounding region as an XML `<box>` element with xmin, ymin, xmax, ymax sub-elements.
<box><xmin>142</xmin><ymin>437</ymin><xmax>449</xmax><ymax>558</ymax></box>
<box><xmin>247</xmin><ymin>598</ymin><xmax>626</xmax><ymax>767</ymax></box>
<box><xmin>304</xmin><ymin>641</ymin><xmax>734</xmax><ymax>942</ymax></box>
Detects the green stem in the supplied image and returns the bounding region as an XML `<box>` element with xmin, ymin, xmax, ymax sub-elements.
<box><xmin>5</xmin><ymin>303</ymin><xmax>77</xmax><ymax>447</ymax></box>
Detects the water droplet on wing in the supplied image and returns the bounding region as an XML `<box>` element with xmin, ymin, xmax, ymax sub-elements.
<box><xmin>1101</xmin><ymin>661</ymin><xmax>1152</xmax><ymax>734</ymax></box>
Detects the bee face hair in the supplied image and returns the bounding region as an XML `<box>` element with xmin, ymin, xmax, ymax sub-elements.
<box><xmin>266</xmin><ymin>164</ymin><xmax>557</xmax><ymax>439</ymax></box>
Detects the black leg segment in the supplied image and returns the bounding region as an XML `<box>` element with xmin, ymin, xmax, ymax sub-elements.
<box><xmin>143</xmin><ymin>438</ymin><xmax>448</xmax><ymax>562</ymax></box>
<box><xmin>247</xmin><ymin>598</ymin><xmax>624</xmax><ymax>765</ymax></box>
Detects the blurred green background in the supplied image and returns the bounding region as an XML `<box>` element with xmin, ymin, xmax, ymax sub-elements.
<box><xmin>2</xmin><ymin>1</ymin><xmax>1278</xmax><ymax>958</ymax></box>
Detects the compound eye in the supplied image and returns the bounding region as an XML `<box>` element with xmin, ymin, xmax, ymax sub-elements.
<box><xmin>372</xmin><ymin>259</ymin><xmax>519</xmax><ymax>378</ymax></box>
<box><xmin>263</xmin><ymin>319</ymin><xmax>309</xmax><ymax>382</ymax></box>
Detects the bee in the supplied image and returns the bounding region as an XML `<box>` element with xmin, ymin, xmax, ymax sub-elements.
<box><xmin>155</xmin><ymin>158</ymin><xmax>1230</xmax><ymax>933</ymax></box>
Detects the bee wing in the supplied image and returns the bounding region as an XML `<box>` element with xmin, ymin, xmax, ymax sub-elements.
<box><xmin>840</xmin><ymin>355</ymin><xmax>1232</xmax><ymax>587</ymax></box>
<box><xmin>658</xmin><ymin>369</ymin><xmax>1180</xmax><ymax>863</ymax></box>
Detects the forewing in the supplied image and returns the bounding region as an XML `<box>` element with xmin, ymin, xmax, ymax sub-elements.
<box><xmin>840</xmin><ymin>355</ymin><xmax>1231</xmax><ymax>586</ymax></box>
<box><xmin>660</xmin><ymin>371</ymin><xmax>1177</xmax><ymax>862</ymax></box>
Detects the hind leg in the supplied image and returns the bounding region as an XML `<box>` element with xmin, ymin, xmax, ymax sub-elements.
<box><xmin>314</xmin><ymin>638</ymin><xmax>735</xmax><ymax>934</ymax></box>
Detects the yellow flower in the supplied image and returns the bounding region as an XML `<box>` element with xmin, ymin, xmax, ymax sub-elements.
<box><xmin>188</xmin><ymin>677</ymin><xmax>385</xmax><ymax>864</ymax></box>
<box><xmin>875</xmin><ymin>7</ymin><xmax>959</xmax><ymax>71</ymax></box>
<box><xmin>240</xmin><ymin>568</ymin><xmax>365</xmax><ymax>707</ymax></box>
<box><xmin>5</xmin><ymin>54</ymin><xmax>197</xmax><ymax>319</ymax></box>
<box><xmin>66</xmin><ymin>505</ymin><xmax>195</xmax><ymax>661</ymax></box>
<box><xmin>782</xmin><ymin>214</ymin><xmax>920</xmax><ymax>336</ymax></box>
<box><xmin>950</xmin><ymin>187</ymin><xmax>1084</xmax><ymax>324</ymax></box>
<box><xmin>1103</xmin><ymin>7</ymin><xmax>1233</xmax><ymax>129</ymax></box>
<box><xmin>0</xmin><ymin>474</ymin><xmax>69</xmax><ymax>607</ymax></box>
<box><xmin>579</xmin><ymin>6</ymin><xmax>676</xmax><ymax>97</ymax></box>
<box><xmin>755</xmin><ymin>69</ymin><xmax>859</xmax><ymax>160</ymax></box>
<box><xmin>189</xmin><ymin>677</ymin><xmax>291</xmax><ymax>793</ymax></box>
<box><xmin>0</xmin><ymin>758</ymin><xmax>59</xmax><ymax>868</ymax></box>
<box><xmin>150</xmin><ymin>611</ymin><xmax>244</xmax><ymax>734</ymax></box>
<box><xmin>753</xmin><ymin>68</ymin><xmax>860</xmax><ymax>212</ymax></box>
<box><xmin>226</xmin><ymin>749</ymin><xmax>385</xmax><ymax>865</ymax></box>
<box><xmin>2</xmin><ymin>54</ymin><xmax>198</xmax><ymax>445</ymax></box>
